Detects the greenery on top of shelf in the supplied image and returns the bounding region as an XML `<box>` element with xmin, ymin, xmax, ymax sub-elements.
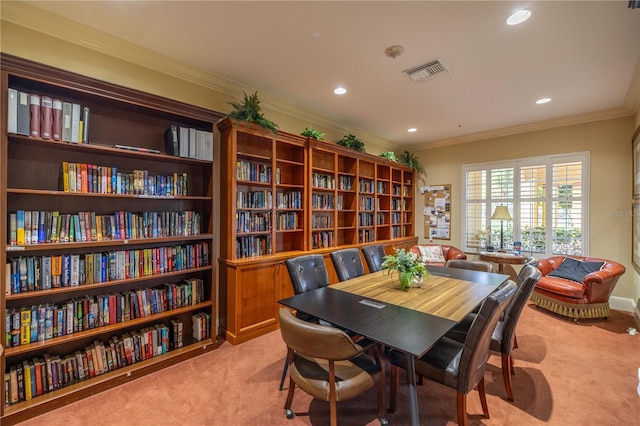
<box><xmin>228</xmin><ymin>91</ymin><xmax>279</xmax><ymax>134</ymax></box>
<box><xmin>397</xmin><ymin>150</ymin><xmax>426</xmax><ymax>180</ymax></box>
<box><xmin>301</xmin><ymin>127</ymin><xmax>325</xmax><ymax>140</ymax></box>
<box><xmin>379</xmin><ymin>151</ymin><xmax>397</xmax><ymax>161</ymax></box>
<box><xmin>337</xmin><ymin>134</ymin><xmax>365</xmax><ymax>152</ymax></box>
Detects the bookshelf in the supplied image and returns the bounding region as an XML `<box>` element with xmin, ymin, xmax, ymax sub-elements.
<box><xmin>218</xmin><ymin>118</ymin><xmax>417</xmax><ymax>344</ymax></box>
<box><xmin>1</xmin><ymin>54</ymin><xmax>223</xmax><ymax>424</ymax></box>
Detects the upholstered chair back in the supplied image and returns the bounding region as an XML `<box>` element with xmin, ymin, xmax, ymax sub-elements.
<box><xmin>361</xmin><ymin>244</ymin><xmax>386</xmax><ymax>272</ymax></box>
<box><xmin>285</xmin><ymin>254</ymin><xmax>330</xmax><ymax>295</ymax></box>
<box><xmin>330</xmin><ymin>248</ymin><xmax>365</xmax><ymax>282</ymax></box>
<box><xmin>457</xmin><ymin>281</ymin><xmax>516</xmax><ymax>395</ymax></box>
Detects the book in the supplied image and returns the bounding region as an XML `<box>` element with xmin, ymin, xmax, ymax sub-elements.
<box><xmin>52</xmin><ymin>99</ymin><xmax>63</xmax><ymax>140</ymax></box>
<box><xmin>31</xmin><ymin>211</ymin><xmax>39</xmax><ymax>245</ymax></box>
<box><xmin>7</xmin><ymin>88</ymin><xmax>18</xmax><ymax>134</ymax></box>
<box><xmin>24</xmin><ymin>210</ymin><xmax>31</xmax><ymax>246</ymax></box>
<box><xmin>178</xmin><ymin>127</ymin><xmax>189</xmax><ymax>157</ymax></box>
<box><xmin>201</xmin><ymin>130</ymin><xmax>214</xmax><ymax>161</ymax></box>
<box><xmin>17</xmin><ymin>91</ymin><xmax>30</xmax><ymax>136</ymax></box>
<box><xmin>9</xmin><ymin>212</ymin><xmax>17</xmax><ymax>245</ymax></box>
<box><xmin>164</xmin><ymin>125</ymin><xmax>179</xmax><ymax>156</ymax></box>
<box><xmin>62</xmin><ymin>102</ymin><xmax>72</xmax><ymax>142</ymax></box>
<box><xmin>71</xmin><ymin>103</ymin><xmax>81</xmax><ymax>143</ymax></box>
<box><xmin>189</xmin><ymin>127</ymin><xmax>197</xmax><ymax>159</ymax></box>
<box><xmin>29</xmin><ymin>94</ymin><xmax>41</xmax><ymax>138</ymax></box>
<box><xmin>82</xmin><ymin>106</ymin><xmax>90</xmax><ymax>143</ymax></box>
<box><xmin>40</xmin><ymin>96</ymin><xmax>53</xmax><ymax>139</ymax></box>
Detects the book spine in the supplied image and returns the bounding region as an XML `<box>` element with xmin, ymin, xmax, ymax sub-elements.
<box><xmin>82</xmin><ymin>106</ymin><xmax>90</xmax><ymax>143</ymax></box>
<box><xmin>7</xmin><ymin>88</ymin><xmax>18</xmax><ymax>134</ymax></box>
<box><xmin>40</xmin><ymin>96</ymin><xmax>53</xmax><ymax>139</ymax></box>
<box><xmin>71</xmin><ymin>103</ymin><xmax>81</xmax><ymax>143</ymax></box>
<box><xmin>52</xmin><ymin>99</ymin><xmax>63</xmax><ymax>140</ymax></box>
<box><xmin>62</xmin><ymin>102</ymin><xmax>72</xmax><ymax>142</ymax></box>
<box><xmin>29</xmin><ymin>94</ymin><xmax>41</xmax><ymax>138</ymax></box>
<box><xmin>17</xmin><ymin>91</ymin><xmax>30</xmax><ymax>136</ymax></box>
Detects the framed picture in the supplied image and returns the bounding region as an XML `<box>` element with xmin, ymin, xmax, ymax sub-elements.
<box><xmin>634</xmin><ymin>125</ymin><xmax>640</xmax><ymax>198</ymax></box>
<box><xmin>634</xmin><ymin>201</ymin><xmax>640</xmax><ymax>274</ymax></box>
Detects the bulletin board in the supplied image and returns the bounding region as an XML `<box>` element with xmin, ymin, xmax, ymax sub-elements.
<box><xmin>422</xmin><ymin>184</ymin><xmax>451</xmax><ymax>240</ymax></box>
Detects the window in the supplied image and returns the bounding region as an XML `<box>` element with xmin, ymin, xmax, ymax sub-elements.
<box><xmin>462</xmin><ymin>152</ymin><xmax>589</xmax><ymax>257</ymax></box>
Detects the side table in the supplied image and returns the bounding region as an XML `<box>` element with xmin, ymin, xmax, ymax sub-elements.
<box><xmin>479</xmin><ymin>251</ymin><xmax>529</xmax><ymax>274</ymax></box>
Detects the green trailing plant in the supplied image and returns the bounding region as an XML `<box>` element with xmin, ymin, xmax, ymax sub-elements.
<box><xmin>379</xmin><ymin>151</ymin><xmax>397</xmax><ymax>162</ymax></box>
<box><xmin>300</xmin><ymin>127</ymin><xmax>325</xmax><ymax>140</ymax></box>
<box><xmin>337</xmin><ymin>134</ymin><xmax>365</xmax><ymax>152</ymax></box>
<box><xmin>397</xmin><ymin>150</ymin><xmax>426</xmax><ymax>180</ymax></box>
<box><xmin>228</xmin><ymin>91</ymin><xmax>279</xmax><ymax>134</ymax></box>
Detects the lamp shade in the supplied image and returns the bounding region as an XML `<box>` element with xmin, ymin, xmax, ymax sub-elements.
<box><xmin>491</xmin><ymin>205</ymin><xmax>512</xmax><ymax>221</ymax></box>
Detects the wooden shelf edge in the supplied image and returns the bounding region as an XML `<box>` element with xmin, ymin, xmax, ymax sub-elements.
<box><xmin>0</xmin><ymin>339</ymin><xmax>220</xmax><ymax>425</ymax></box>
<box><xmin>6</xmin><ymin>234</ymin><xmax>214</xmax><ymax>252</ymax></box>
<box><xmin>6</xmin><ymin>188</ymin><xmax>209</xmax><ymax>201</ymax></box>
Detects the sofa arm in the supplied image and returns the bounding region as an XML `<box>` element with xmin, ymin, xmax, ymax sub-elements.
<box><xmin>583</xmin><ymin>264</ymin><xmax>625</xmax><ymax>303</ymax></box>
<box><xmin>444</xmin><ymin>246</ymin><xmax>467</xmax><ymax>261</ymax></box>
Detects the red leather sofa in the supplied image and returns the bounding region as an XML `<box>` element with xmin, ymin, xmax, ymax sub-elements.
<box><xmin>409</xmin><ymin>244</ymin><xmax>467</xmax><ymax>266</ymax></box>
<box><xmin>532</xmin><ymin>255</ymin><xmax>625</xmax><ymax>320</ymax></box>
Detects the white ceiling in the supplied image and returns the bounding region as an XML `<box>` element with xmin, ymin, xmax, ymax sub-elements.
<box><xmin>18</xmin><ymin>1</ymin><xmax>640</xmax><ymax>147</ymax></box>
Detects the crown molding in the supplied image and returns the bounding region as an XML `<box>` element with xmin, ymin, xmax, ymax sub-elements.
<box><xmin>1</xmin><ymin>2</ymin><xmax>396</xmax><ymax>149</ymax></box>
<box><xmin>416</xmin><ymin>108</ymin><xmax>633</xmax><ymax>152</ymax></box>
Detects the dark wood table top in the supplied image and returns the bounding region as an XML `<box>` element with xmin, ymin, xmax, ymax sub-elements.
<box><xmin>278</xmin><ymin>266</ymin><xmax>508</xmax><ymax>358</ymax></box>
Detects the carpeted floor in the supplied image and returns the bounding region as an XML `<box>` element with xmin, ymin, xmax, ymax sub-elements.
<box><xmin>19</xmin><ymin>304</ymin><xmax>640</xmax><ymax>425</ymax></box>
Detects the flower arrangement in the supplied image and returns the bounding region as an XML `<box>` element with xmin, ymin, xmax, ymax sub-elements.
<box><xmin>381</xmin><ymin>248</ymin><xmax>429</xmax><ymax>290</ymax></box>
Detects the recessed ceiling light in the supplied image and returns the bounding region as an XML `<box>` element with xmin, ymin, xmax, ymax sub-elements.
<box><xmin>333</xmin><ymin>86</ymin><xmax>347</xmax><ymax>95</ymax></box>
<box><xmin>506</xmin><ymin>10</ymin><xmax>531</xmax><ymax>26</ymax></box>
<box><xmin>536</xmin><ymin>97</ymin><xmax>551</xmax><ymax>104</ymax></box>
<box><xmin>408</xmin><ymin>128</ymin><xmax>417</xmax><ymax>133</ymax></box>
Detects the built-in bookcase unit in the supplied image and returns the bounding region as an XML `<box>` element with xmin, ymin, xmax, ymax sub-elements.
<box><xmin>218</xmin><ymin>118</ymin><xmax>417</xmax><ymax>345</ymax></box>
<box><xmin>0</xmin><ymin>55</ymin><xmax>222</xmax><ymax>424</ymax></box>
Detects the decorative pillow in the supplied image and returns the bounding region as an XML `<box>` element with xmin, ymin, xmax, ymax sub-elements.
<box><xmin>547</xmin><ymin>257</ymin><xmax>604</xmax><ymax>283</ymax></box>
<box><xmin>418</xmin><ymin>245</ymin><xmax>446</xmax><ymax>263</ymax></box>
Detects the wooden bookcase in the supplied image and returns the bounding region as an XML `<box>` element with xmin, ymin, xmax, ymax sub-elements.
<box><xmin>0</xmin><ymin>54</ymin><xmax>223</xmax><ymax>424</ymax></box>
<box><xmin>218</xmin><ymin>118</ymin><xmax>417</xmax><ymax>344</ymax></box>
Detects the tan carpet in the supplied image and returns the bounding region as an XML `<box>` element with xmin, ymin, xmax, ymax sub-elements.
<box><xmin>19</xmin><ymin>304</ymin><xmax>640</xmax><ymax>425</ymax></box>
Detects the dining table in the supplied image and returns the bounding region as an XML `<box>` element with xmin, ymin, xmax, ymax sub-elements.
<box><xmin>278</xmin><ymin>264</ymin><xmax>509</xmax><ymax>426</ymax></box>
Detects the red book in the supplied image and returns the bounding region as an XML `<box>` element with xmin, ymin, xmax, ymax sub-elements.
<box><xmin>29</xmin><ymin>94</ymin><xmax>41</xmax><ymax>137</ymax></box>
<box><xmin>40</xmin><ymin>96</ymin><xmax>53</xmax><ymax>139</ymax></box>
<box><xmin>81</xmin><ymin>164</ymin><xmax>88</xmax><ymax>193</ymax></box>
<box><xmin>52</xmin><ymin>99</ymin><xmax>63</xmax><ymax>140</ymax></box>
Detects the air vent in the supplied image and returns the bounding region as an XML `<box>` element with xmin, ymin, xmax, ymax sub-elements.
<box><xmin>403</xmin><ymin>59</ymin><xmax>449</xmax><ymax>82</ymax></box>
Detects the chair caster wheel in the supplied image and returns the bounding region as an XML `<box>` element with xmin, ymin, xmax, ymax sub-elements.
<box><xmin>379</xmin><ymin>417</ymin><xmax>389</xmax><ymax>425</ymax></box>
<box><xmin>285</xmin><ymin>409</ymin><xmax>294</xmax><ymax>419</ymax></box>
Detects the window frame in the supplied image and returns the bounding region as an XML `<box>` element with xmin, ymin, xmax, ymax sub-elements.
<box><xmin>461</xmin><ymin>152</ymin><xmax>590</xmax><ymax>257</ymax></box>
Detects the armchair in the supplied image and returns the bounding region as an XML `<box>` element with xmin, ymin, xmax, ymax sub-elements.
<box><xmin>410</xmin><ymin>244</ymin><xmax>467</xmax><ymax>266</ymax></box>
<box><xmin>531</xmin><ymin>255</ymin><xmax>625</xmax><ymax>319</ymax></box>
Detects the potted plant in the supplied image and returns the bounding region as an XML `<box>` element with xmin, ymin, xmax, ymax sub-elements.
<box><xmin>397</xmin><ymin>150</ymin><xmax>426</xmax><ymax>181</ymax></box>
<box><xmin>381</xmin><ymin>248</ymin><xmax>429</xmax><ymax>290</ymax></box>
<box><xmin>228</xmin><ymin>91</ymin><xmax>279</xmax><ymax>134</ymax></box>
<box><xmin>337</xmin><ymin>133</ymin><xmax>365</xmax><ymax>152</ymax></box>
<box><xmin>300</xmin><ymin>127</ymin><xmax>325</xmax><ymax>140</ymax></box>
<box><xmin>379</xmin><ymin>151</ymin><xmax>397</xmax><ymax>162</ymax></box>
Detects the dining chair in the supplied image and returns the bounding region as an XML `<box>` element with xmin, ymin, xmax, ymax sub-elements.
<box><xmin>389</xmin><ymin>281</ymin><xmax>517</xmax><ymax>426</ymax></box>
<box><xmin>446</xmin><ymin>264</ymin><xmax>542</xmax><ymax>401</ymax></box>
<box><xmin>445</xmin><ymin>259</ymin><xmax>494</xmax><ymax>273</ymax></box>
<box><xmin>278</xmin><ymin>308</ymin><xmax>387</xmax><ymax>426</ymax></box>
<box><xmin>361</xmin><ymin>244</ymin><xmax>387</xmax><ymax>272</ymax></box>
<box><xmin>330</xmin><ymin>247</ymin><xmax>366</xmax><ymax>281</ymax></box>
<box><xmin>278</xmin><ymin>254</ymin><xmax>331</xmax><ymax>390</ymax></box>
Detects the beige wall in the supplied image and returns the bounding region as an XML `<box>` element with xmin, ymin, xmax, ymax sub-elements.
<box><xmin>414</xmin><ymin>117</ymin><xmax>635</xmax><ymax>302</ymax></box>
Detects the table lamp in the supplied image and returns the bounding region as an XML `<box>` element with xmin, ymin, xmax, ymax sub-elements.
<box><xmin>491</xmin><ymin>205</ymin><xmax>512</xmax><ymax>251</ymax></box>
